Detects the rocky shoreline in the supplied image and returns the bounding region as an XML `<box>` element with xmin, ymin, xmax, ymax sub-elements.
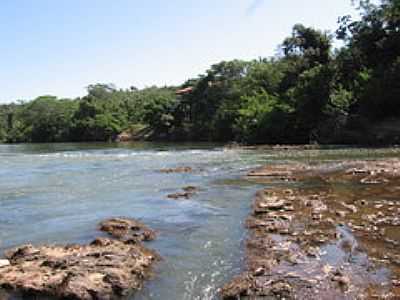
<box><xmin>0</xmin><ymin>218</ymin><xmax>159</xmax><ymax>300</ymax></box>
<box><xmin>221</xmin><ymin>159</ymin><xmax>400</xmax><ymax>299</ymax></box>
<box><xmin>2</xmin><ymin>158</ymin><xmax>400</xmax><ymax>299</ymax></box>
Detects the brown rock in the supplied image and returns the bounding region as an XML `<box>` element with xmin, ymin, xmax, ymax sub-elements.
<box><xmin>182</xmin><ymin>186</ymin><xmax>198</xmax><ymax>193</ymax></box>
<box><xmin>253</xmin><ymin>191</ymin><xmax>294</xmax><ymax>214</ymax></box>
<box><xmin>166</xmin><ymin>186</ymin><xmax>198</xmax><ymax>200</ymax></box>
<box><xmin>99</xmin><ymin>217</ymin><xmax>156</xmax><ymax>242</ymax></box>
<box><xmin>222</xmin><ymin>159</ymin><xmax>400</xmax><ymax>299</ymax></box>
<box><xmin>247</xmin><ymin>165</ymin><xmax>294</xmax><ymax>178</ymax></box>
<box><xmin>336</xmin><ymin>210</ymin><xmax>347</xmax><ymax>218</ymax></box>
<box><xmin>160</xmin><ymin>166</ymin><xmax>193</xmax><ymax>173</ymax></box>
<box><xmin>0</xmin><ymin>237</ymin><xmax>159</xmax><ymax>299</ymax></box>
<box><xmin>341</xmin><ymin>202</ymin><xmax>358</xmax><ymax>213</ymax></box>
<box><xmin>332</xmin><ymin>274</ymin><xmax>350</xmax><ymax>289</ymax></box>
<box><xmin>167</xmin><ymin>192</ymin><xmax>193</xmax><ymax>200</ymax></box>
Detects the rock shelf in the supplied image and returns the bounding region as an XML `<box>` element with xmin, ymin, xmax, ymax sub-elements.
<box><xmin>221</xmin><ymin>159</ymin><xmax>400</xmax><ymax>299</ymax></box>
<box><xmin>0</xmin><ymin>218</ymin><xmax>159</xmax><ymax>300</ymax></box>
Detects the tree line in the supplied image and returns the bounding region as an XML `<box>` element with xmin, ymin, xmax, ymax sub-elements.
<box><xmin>1</xmin><ymin>0</ymin><xmax>399</xmax><ymax>144</ymax></box>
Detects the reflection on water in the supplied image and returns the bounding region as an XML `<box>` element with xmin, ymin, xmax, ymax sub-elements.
<box><xmin>0</xmin><ymin>143</ymin><xmax>399</xmax><ymax>299</ymax></box>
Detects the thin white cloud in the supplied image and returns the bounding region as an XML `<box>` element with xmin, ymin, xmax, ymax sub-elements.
<box><xmin>247</xmin><ymin>0</ymin><xmax>265</xmax><ymax>15</ymax></box>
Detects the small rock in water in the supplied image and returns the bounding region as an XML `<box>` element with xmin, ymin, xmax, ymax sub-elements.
<box><xmin>332</xmin><ymin>274</ymin><xmax>350</xmax><ymax>288</ymax></box>
<box><xmin>306</xmin><ymin>246</ymin><xmax>320</xmax><ymax>258</ymax></box>
<box><xmin>99</xmin><ymin>217</ymin><xmax>156</xmax><ymax>242</ymax></box>
<box><xmin>254</xmin><ymin>267</ymin><xmax>265</xmax><ymax>276</ymax></box>
<box><xmin>160</xmin><ymin>166</ymin><xmax>193</xmax><ymax>173</ymax></box>
<box><xmin>167</xmin><ymin>192</ymin><xmax>193</xmax><ymax>199</ymax></box>
<box><xmin>182</xmin><ymin>186</ymin><xmax>198</xmax><ymax>193</ymax></box>
<box><xmin>167</xmin><ymin>186</ymin><xmax>198</xmax><ymax>200</ymax></box>
<box><xmin>392</xmin><ymin>279</ymin><xmax>400</xmax><ymax>287</ymax></box>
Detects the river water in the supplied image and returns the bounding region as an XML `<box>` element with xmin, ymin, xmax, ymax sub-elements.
<box><xmin>0</xmin><ymin>143</ymin><xmax>399</xmax><ymax>299</ymax></box>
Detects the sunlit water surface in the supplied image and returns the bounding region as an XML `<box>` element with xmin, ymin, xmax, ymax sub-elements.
<box><xmin>0</xmin><ymin>143</ymin><xmax>399</xmax><ymax>299</ymax></box>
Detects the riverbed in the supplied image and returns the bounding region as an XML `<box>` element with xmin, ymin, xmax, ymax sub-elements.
<box><xmin>1</xmin><ymin>143</ymin><xmax>399</xmax><ymax>299</ymax></box>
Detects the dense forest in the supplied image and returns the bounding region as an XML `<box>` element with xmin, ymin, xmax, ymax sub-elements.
<box><xmin>0</xmin><ymin>0</ymin><xmax>399</xmax><ymax>144</ymax></box>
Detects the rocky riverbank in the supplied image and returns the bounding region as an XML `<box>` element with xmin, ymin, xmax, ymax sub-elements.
<box><xmin>0</xmin><ymin>218</ymin><xmax>159</xmax><ymax>300</ymax></box>
<box><xmin>221</xmin><ymin>159</ymin><xmax>400</xmax><ymax>299</ymax></box>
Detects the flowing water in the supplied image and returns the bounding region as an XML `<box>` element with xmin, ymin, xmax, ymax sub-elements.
<box><xmin>0</xmin><ymin>143</ymin><xmax>400</xmax><ymax>299</ymax></box>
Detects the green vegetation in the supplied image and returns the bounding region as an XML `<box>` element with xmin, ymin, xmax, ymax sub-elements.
<box><xmin>1</xmin><ymin>0</ymin><xmax>399</xmax><ymax>144</ymax></box>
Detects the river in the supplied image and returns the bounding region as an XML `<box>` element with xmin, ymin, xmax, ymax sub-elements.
<box><xmin>1</xmin><ymin>143</ymin><xmax>399</xmax><ymax>299</ymax></box>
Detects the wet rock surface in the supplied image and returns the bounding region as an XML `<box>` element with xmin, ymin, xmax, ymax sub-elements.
<box><xmin>159</xmin><ymin>166</ymin><xmax>193</xmax><ymax>174</ymax></box>
<box><xmin>167</xmin><ymin>186</ymin><xmax>198</xmax><ymax>200</ymax></box>
<box><xmin>238</xmin><ymin>144</ymin><xmax>320</xmax><ymax>151</ymax></box>
<box><xmin>0</xmin><ymin>218</ymin><xmax>159</xmax><ymax>300</ymax></box>
<box><xmin>222</xmin><ymin>159</ymin><xmax>400</xmax><ymax>299</ymax></box>
<box><xmin>99</xmin><ymin>217</ymin><xmax>156</xmax><ymax>242</ymax></box>
<box><xmin>246</xmin><ymin>164</ymin><xmax>305</xmax><ymax>182</ymax></box>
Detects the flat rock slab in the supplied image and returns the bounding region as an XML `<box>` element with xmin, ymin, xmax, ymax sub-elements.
<box><xmin>247</xmin><ymin>159</ymin><xmax>400</xmax><ymax>186</ymax></box>
<box><xmin>246</xmin><ymin>163</ymin><xmax>310</xmax><ymax>182</ymax></box>
<box><xmin>221</xmin><ymin>188</ymin><xmax>382</xmax><ymax>299</ymax></box>
<box><xmin>222</xmin><ymin>159</ymin><xmax>400</xmax><ymax>299</ymax></box>
<box><xmin>0</xmin><ymin>219</ymin><xmax>159</xmax><ymax>300</ymax></box>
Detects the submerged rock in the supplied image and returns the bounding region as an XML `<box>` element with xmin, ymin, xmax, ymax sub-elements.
<box><xmin>332</xmin><ymin>272</ymin><xmax>351</xmax><ymax>289</ymax></box>
<box><xmin>166</xmin><ymin>186</ymin><xmax>198</xmax><ymax>200</ymax></box>
<box><xmin>0</xmin><ymin>218</ymin><xmax>159</xmax><ymax>299</ymax></box>
<box><xmin>182</xmin><ymin>186</ymin><xmax>198</xmax><ymax>193</ymax></box>
<box><xmin>167</xmin><ymin>192</ymin><xmax>192</xmax><ymax>200</ymax></box>
<box><xmin>159</xmin><ymin>166</ymin><xmax>193</xmax><ymax>174</ymax></box>
<box><xmin>246</xmin><ymin>164</ymin><xmax>306</xmax><ymax>182</ymax></box>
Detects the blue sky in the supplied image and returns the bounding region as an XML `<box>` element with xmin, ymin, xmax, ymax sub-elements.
<box><xmin>0</xmin><ymin>0</ymin><xmax>359</xmax><ymax>103</ymax></box>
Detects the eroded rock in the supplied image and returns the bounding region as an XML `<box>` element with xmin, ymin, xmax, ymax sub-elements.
<box><xmin>99</xmin><ymin>217</ymin><xmax>156</xmax><ymax>242</ymax></box>
<box><xmin>0</xmin><ymin>219</ymin><xmax>159</xmax><ymax>299</ymax></box>
<box><xmin>253</xmin><ymin>190</ymin><xmax>294</xmax><ymax>214</ymax></box>
<box><xmin>222</xmin><ymin>159</ymin><xmax>400</xmax><ymax>299</ymax></box>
